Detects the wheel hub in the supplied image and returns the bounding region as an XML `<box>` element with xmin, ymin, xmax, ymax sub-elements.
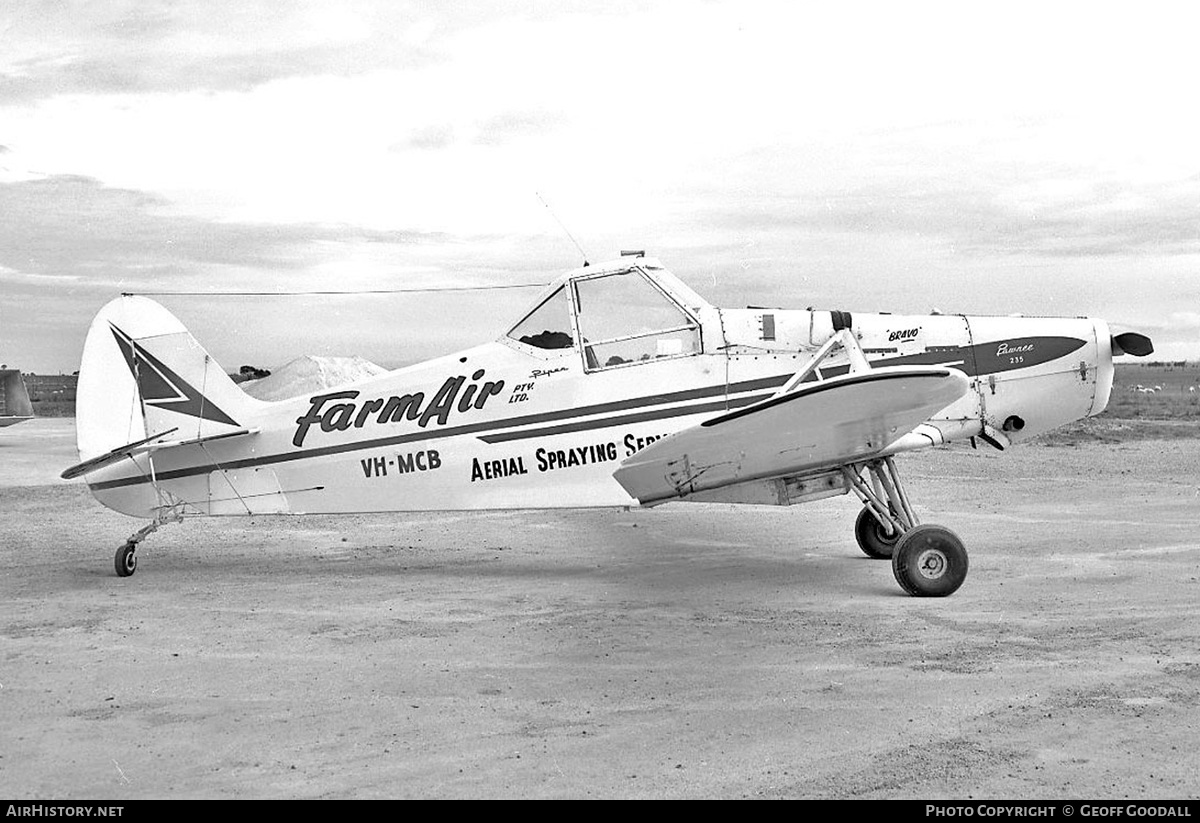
<box><xmin>915</xmin><ymin>548</ymin><xmax>947</xmax><ymax>580</ymax></box>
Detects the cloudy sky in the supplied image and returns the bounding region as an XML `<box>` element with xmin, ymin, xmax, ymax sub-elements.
<box><xmin>3</xmin><ymin>0</ymin><xmax>1199</xmax><ymax>373</ymax></box>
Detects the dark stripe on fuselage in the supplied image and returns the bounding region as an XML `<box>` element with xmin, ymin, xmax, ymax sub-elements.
<box><xmin>809</xmin><ymin>336</ymin><xmax>1086</xmax><ymax>380</ymax></box>
<box><xmin>479</xmin><ymin>393</ymin><xmax>771</xmax><ymax>443</ymax></box>
<box><xmin>87</xmin><ymin>376</ymin><xmax>790</xmax><ymax>491</ymax></box>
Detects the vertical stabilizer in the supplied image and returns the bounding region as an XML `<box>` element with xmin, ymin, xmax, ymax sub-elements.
<box><xmin>75</xmin><ymin>296</ymin><xmax>263</xmax><ymax>461</ymax></box>
<box><xmin>0</xmin><ymin>369</ymin><xmax>34</xmax><ymax>426</ymax></box>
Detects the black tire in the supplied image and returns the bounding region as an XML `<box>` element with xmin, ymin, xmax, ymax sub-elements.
<box><xmin>115</xmin><ymin>543</ymin><xmax>137</xmax><ymax>577</ymax></box>
<box><xmin>891</xmin><ymin>524</ymin><xmax>967</xmax><ymax>597</ymax></box>
<box><xmin>854</xmin><ymin>506</ymin><xmax>901</xmax><ymax>559</ymax></box>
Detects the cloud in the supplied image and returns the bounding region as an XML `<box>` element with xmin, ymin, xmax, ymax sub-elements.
<box><xmin>397</xmin><ymin>124</ymin><xmax>457</xmax><ymax>151</ymax></box>
<box><xmin>389</xmin><ymin>109</ymin><xmax>569</xmax><ymax>153</ymax></box>
<box><xmin>1166</xmin><ymin>312</ymin><xmax>1200</xmax><ymax>330</ymax></box>
<box><xmin>0</xmin><ymin>174</ymin><xmax>438</xmax><ymax>287</ymax></box>
<box><xmin>0</xmin><ymin>1</ymin><xmax>655</xmax><ymax>102</ymax></box>
<box><xmin>0</xmin><ymin>1</ymin><xmax>441</xmax><ymax>102</ymax></box>
<box><xmin>695</xmin><ymin>172</ymin><xmax>1200</xmax><ymax>260</ymax></box>
<box><xmin>0</xmin><ymin>171</ymin><xmax>570</xmax><ymax>371</ymax></box>
<box><xmin>473</xmin><ymin>110</ymin><xmax>568</xmax><ymax>146</ymax></box>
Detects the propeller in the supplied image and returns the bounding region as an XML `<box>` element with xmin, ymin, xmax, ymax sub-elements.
<box><xmin>1111</xmin><ymin>332</ymin><xmax>1154</xmax><ymax>357</ymax></box>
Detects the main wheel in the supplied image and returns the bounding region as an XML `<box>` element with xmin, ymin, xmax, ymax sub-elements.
<box><xmin>891</xmin><ymin>524</ymin><xmax>967</xmax><ymax>597</ymax></box>
<box><xmin>854</xmin><ymin>506</ymin><xmax>902</xmax><ymax>559</ymax></box>
<box><xmin>115</xmin><ymin>542</ymin><xmax>137</xmax><ymax>577</ymax></box>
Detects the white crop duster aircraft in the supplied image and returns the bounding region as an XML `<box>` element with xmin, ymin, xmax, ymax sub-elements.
<box><xmin>63</xmin><ymin>254</ymin><xmax>1153</xmax><ymax>596</ymax></box>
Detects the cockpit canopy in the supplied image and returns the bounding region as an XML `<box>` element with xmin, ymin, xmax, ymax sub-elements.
<box><xmin>507</xmin><ymin>262</ymin><xmax>704</xmax><ymax>371</ymax></box>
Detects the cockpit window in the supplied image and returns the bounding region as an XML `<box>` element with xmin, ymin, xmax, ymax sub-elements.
<box><xmin>508</xmin><ymin>286</ymin><xmax>574</xmax><ymax>350</ymax></box>
<box><xmin>573</xmin><ymin>269</ymin><xmax>700</xmax><ymax>370</ymax></box>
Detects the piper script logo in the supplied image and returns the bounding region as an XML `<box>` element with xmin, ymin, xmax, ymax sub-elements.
<box><xmin>292</xmin><ymin>369</ymin><xmax>505</xmax><ymax>447</ymax></box>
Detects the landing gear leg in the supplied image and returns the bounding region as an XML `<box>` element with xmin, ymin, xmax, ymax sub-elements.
<box><xmin>113</xmin><ymin>509</ymin><xmax>183</xmax><ymax>578</ymax></box>
<box><xmin>842</xmin><ymin>457</ymin><xmax>968</xmax><ymax>596</ymax></box>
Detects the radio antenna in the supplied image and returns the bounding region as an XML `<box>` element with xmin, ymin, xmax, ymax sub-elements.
<box><xmin>536</xmin><ymin>192</ymin><xmax>590</xmax><ymax>267</ymax></box>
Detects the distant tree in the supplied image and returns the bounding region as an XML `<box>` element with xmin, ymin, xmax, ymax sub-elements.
<box><xmin>231</xmin><ymin>365</ymin><xmax>271</xmax><ymax>383</ymax></box>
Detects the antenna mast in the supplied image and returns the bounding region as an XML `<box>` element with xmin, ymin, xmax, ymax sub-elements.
<box><xmin>536</xmin><ymin>192</ymin><xmax>590</xmax><ymax>267</ymax></box>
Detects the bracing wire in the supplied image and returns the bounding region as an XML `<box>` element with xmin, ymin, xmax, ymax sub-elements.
<box><xmin>123</xmin><ymin>282</ymin><xmax>548</xmax><ymax>297</ymax></box>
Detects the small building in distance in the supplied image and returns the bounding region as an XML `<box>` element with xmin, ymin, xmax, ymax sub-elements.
<box><xmin>23</xmin><ymin>373</ymin><xmax>78</xmax><ymax>417</ymax></box>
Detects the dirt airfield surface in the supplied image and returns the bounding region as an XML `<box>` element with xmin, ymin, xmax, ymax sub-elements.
<box><xmin>2</xmin><ymin>419</ymin><xmax>1199</xmax><ymax>799</ymax></box>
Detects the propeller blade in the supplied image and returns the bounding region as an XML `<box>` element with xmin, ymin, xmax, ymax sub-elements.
<box><xmin>1112</xmin><ymin>332</ymin><xmax>1154</xmax><ymax>357</ymax></box>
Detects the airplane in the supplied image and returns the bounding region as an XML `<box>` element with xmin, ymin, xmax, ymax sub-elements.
<box><xmin>61</xmin><ymin>253</ymin><xmax>1153</xmax><ymax>596</ymax></box>
<box><xmin>0</xmin><ymin>368</ymin><xmax>35</xmax><ymax>427</ymax></box>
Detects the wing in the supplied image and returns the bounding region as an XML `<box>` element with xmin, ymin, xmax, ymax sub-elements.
<box><xmin>613</xmin><ymin>366</ymin><xmax>969</xmax><ymax>505</ymax></box>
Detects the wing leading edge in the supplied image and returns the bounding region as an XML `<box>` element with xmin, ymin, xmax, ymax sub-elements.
<box><xmin>613</xmin><ymin>366</ymin><xmax>969</xmax><ymax>505</ymax></box>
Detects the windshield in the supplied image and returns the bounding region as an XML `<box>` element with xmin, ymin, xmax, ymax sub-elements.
<box><xmin>573</xmin><ymin>269</ymin><xmax>700</xmax><ymax>370</ymax></box>
<box><xmin>508</xmin><ymin>286</ymin><xmax>574</xmax><ymax>350</ymax></box>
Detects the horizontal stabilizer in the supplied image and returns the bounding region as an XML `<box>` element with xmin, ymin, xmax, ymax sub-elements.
<box><xmin>614</xmin><ymin>366</ymin><xmax>969</xmax><ymax>505</ymax></box>
<box><xmin>61</xmin><ymin>427</ymin><xmax>257</xmax><ymax>480</ymax></box>
<box><xmin>61</xmin><ymin>428</ymin><xmax>179</xmax><ymax>480</ymax></box>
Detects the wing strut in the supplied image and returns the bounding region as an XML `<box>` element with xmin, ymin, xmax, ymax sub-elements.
<box><xmin>773</xmin><ymin>328</ymin><xmax>871</xmax><ymax>397</ymax></box>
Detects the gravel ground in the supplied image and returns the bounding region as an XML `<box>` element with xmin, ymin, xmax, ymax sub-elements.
<box><xmin>2</xmin><ymin>419</ymin><xmax>1198</xmax><ymax>799</ymax></box>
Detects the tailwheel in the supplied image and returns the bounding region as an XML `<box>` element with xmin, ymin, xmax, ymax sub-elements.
<box><xmin>854</xmin><ymin>506</ymin><xmax>901</xmax><ymax>559</ymax></box>
<box><xmin>115</xmin><ymin>542</ymin><xmax>137</xmax><ymax>577</ymax></box>
<box><xmin>111</xmin><ymin>508</ymin><xmax>183</xmax><ymax>577</ymax></box>
<box><xmin>891</xmin><ymin>524</ymin><xmax>968</xmax><ymax>597</ymax></box>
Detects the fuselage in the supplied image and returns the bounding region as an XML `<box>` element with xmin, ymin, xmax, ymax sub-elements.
<box><xmin>82</xmin><ymin>258</ymin><xmax>1115</xmax><ymax>518</ymax></box>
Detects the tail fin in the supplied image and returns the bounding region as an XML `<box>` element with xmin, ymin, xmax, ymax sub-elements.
<box><xmin>0</xmin><ymin>369</ymin><xmax>34</xmax><ymax>424</ymax></box>
<box><xmin>76</xmin><ymin>296</ymin><xmax>262</xmax><ymax>461</ymax></box>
